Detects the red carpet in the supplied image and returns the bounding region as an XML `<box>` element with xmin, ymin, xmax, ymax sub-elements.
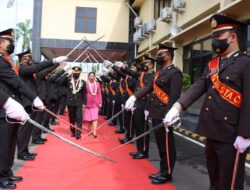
<box><xmin>16</xmin><ymin>115</ymin><xmax>176</xmax><ymax>190</ymax></box>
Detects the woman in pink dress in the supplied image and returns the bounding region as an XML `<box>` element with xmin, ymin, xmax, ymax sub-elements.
<box><xmin>84</xmin><ymin>72</ymin><xmax>102</xmax><ymax>138</ymax></box>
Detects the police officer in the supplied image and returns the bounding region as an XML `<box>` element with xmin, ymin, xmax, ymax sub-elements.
<box><xmin>111</xmin><ymin>62</ymin><xmax>126</xmax><ymax>134</ymax></box>
<box><xmin>118</xmin><ymin>63</ymin><xmax>138</xmax><ymax>143</ymax></box>
<box><xmin>58</xmin><ymin>66</ymin><xmax>87</xmax><ymax>139</ymax></box>
<box><xmin>32</xmin><ymin>63</ymin><xmax>61</xmax><ymax>144</ymax></box>
<box><xmin>130</xmin><ymin>55</ymin><xmax>155</xmax><ymax>159</ymax></box>
<box><xmin>126</xmin><ymin>44</ymin><xmax>183</xmax><ymax>184</ymax></box>
<box><xmin>0</xmin><ymin>28</ymin><xmax>44</xmax><ymax>189</ymax></box>
<box><xmin>164</xmin><ymin>14</ymin><xmax>250</xmax><ymax>189</ymax></box>
<box><xmin>16</xmin><ymin>49</ymin><xmax>67</xmax><ymax>160</ymax></box>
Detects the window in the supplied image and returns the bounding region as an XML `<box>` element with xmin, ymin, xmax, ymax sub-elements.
<box><xmin>183</xmin><ymin>37</ymin><xmax>213</xmax><ymax>83</ymax></box>
<box><xmin>154</xmin><ymin>0</ymin><xmax>172</xmax><ymax>19</ymax></box>
<box><xmin>75</xmin><ymin>7</ymin><xmax>97</xmax><ymax>33</ymax></box>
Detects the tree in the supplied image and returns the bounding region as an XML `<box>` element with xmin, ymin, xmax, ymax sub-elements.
<box><xmin>15</xmin><ymin>19</ymin><xmax>32</xmax><ymax>51</ymax></box>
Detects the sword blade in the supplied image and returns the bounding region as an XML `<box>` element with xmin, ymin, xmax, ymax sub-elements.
<box><xmin>44</xmin><ymin>108</ymin><xmax>82</xmax><ymax>132</ymax></box>
<box><xmin>101</xmin><ymin>117</ymin><xmax>180</xmax><ymax>156</ymax></box>
<box><xmin>27</xmin><ymin>119</ymin><xmax>116</xmax><ymax>163</ymax></box>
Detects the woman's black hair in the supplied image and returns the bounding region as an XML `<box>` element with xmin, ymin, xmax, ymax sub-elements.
<box><xmin>88</xmin><ymin>72</ymin><xmax>96</xmax><ymax>77</ymax></box>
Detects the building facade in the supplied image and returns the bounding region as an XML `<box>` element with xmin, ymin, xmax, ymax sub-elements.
<box><xmin>131</xmin><ymin>0</ymin><xmax>250</xmax><ymax>114</ymax></box>
<box><xmin>132</xmin><ymin>0</ymin><xmax>250</xmax><ymax>82</ymax></box>
<box><xmin>32</xmin><ymin>0</ymin><xmax>132</xmax><ymax>64</ymax></box>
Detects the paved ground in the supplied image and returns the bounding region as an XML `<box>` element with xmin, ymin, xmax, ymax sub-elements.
<box><xmin>10</xmin><ymin>117</ymin><xmax>250</xmax><ymax>190</ymax></box>
<box><xmin>147</xmin><ymin>117</ymin><xmax>250</xmax><ymax>190</ymax></box>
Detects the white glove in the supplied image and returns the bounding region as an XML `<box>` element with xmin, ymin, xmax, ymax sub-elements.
<box><xmin>33</xmin><ymin>97</ymin><xmax>45</xmax><ymax>110</ymax></box>
<box><xmin>103</xmin><ymin>60</ymin><xmax>113</xmax><ymax>68</ymax></box>
<box><xmin>163</xmin><ymin>102</ymin><xmax>182</xmax><ymax>127</ymax></box>
<box><xmin>125</xmin><ymin>95</ymin><xmax>136</xmax><ymax>110</ymax></box>
<box><xmin>115</xmin><ymin>61</ymin><xmax>124</xmax><ymax>68</ymax></box>
<box><xmin>53</xmin><ymin>56</ymin><xmax>68</xmax><ymax>63</ymax></box>
<box><xmin>3</xmin><ymin>98</ymin><xmax>30</xmax><ymax>121</ymax></box>
<box><xmin>144</xmin><ymin>110</ymin><xmax>149</xmax><ymax>120</ymax></box>
<box><xmin>63</xmin><ymin>64</ymin><xmax>71</xmax><ymax>72</ymax></box>
<box><xmin>234</xmin><ymin>136</ymin><xmax>250</xmax><ymax>153</ymax></box>
<box><xmin>102</xmin><ymin>67</ymin><xmax>110</xmax><ymax>76</ymax></box>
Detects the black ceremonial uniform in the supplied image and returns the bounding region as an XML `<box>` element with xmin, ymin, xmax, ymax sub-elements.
<box><xmin>100</xmin><ymin>75</ymin><xmax>110</xmax><ymax>116</ymax></box>
<box><xmin>58</xmin><ymin>67</ymin><xmax>87</xmax><ymax>139</ymax></box>
<box><xmin>112</xmin><ymin>66</ymin><xmax>127</xmax><ymax>133</ymax></box>
<box><xmin>17</xmin><ymin>51</ymin><xmax>55</xmax><ymax>159</ymax></box>
<box><xmin>32</xmin><ymin>63</ymin><xmax>59</xmax><ymax>142</ymax></box>
<box><xmin>107</xmin><ymin>72</ymin><xmax>120</xmax><ymax>126</ymax></box>
<box><xmin>134</xmin><ymin>70</ymin><xmax>154</xmax><ymax>158</ymax></box>
<box><xmin>178</xmin><ymin>52</ymin><xmax>250</xmax><ymax>189</ymax></box>
<box><xmin>0</xmin><ymin>53</ymin><xmax>37</xmax><ymax>184</ymax></box>
<box><xmin>0</xmin><ymin>91</ymin><xmax>9</xmax><ymax>107</ymax></box>
<box><xmin>177</xmin><ymin>14</ymin><xmax>250</xmax><ymax>189</ymax></box>
<box><xmin>134</xmin><ymin>64</ymin><xmax>183</xmax><ymax>179</ymax></box>
<box><xmin>119</xmin><ymin>66</ymin><xmax>137</xmax><ymax>143</ymax></box>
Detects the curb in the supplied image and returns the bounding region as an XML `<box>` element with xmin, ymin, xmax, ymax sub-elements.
<box><xmin>173</xmin><ymin>127</ymin><xmax>250</xmax><ymax>162</ymax></box>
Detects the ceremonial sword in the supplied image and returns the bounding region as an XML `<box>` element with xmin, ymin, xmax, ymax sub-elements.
<box><xmin>5</xmin><ymin>117</ymin><xmax>116</xmax><ymax>163</ymax></box>
<box><xmin>27</xmin><ymin>119</ymin><xmax>116</xmax><ymax>163</ymax></box>
<box><xmin>96</xmin><ymin>117</ymin><xmax>180</xmax><ymax>159</ymax></box>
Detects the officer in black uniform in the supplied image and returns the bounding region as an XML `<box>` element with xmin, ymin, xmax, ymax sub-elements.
<box><xmin>100</xmin><ymin>74</ymin><xmax>111</xmax><ymax>117</ymax></box>
<box><xmin>32</xmin><ymin>63</ymin><xmax>60</xmax><ymax>144</ymax></box>
<box><xmin>107</xmin><ymin>71</ymin><xmax>120</xmax><ymax>126</ymax></box>
<box><xmin>112</xmin><ymin>63</ymin><xmax>127</xmax><ymax>134</ymax></box>
<box><xmin>164</xmin><ymin>14</ymin><xmax>250</xmax><ymax>189</ymax></box>
<box><xmin>0</xmin><ymin>28</ymin><xmax>44</xmax><ymax>189</ymax></box>
<box><xmin>16</xmin><ymin>50</ymin><xmax>66</xmax><ymax>160</ymax></box>
<box><xmin>126</xmin><ymin>44</ymin><xmax>183</xmax><ymax>184</ymax></box>
<box><xmin>129</xmin><ymin>55</ymin><xmax>155</xmax><ymax>159</ymax></box>
<box><xmin>118</xmin><ymin>63</ymin><xmax>137</xmax><ymax>143</ymax></box>
<box><xmin>58</xmin><ymin>66</ymin><xmax>87</xmax><ymax>139</ymax></box>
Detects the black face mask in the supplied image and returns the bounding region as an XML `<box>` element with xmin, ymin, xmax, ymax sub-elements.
<box><xmin>212</xmin><ymin>38</ymin><xmax>229</xmax><ymax>54</ymax></box>
<box><xmin>156</xmin><ymin>56</ymin><xmax>164</xmax><ymax>65</ymax></box>
<box><xmin>73</xmin><ymin>73</ymin><xmax>80</xmax><ymax>79</ymax></box>
<box><xmin>6</xmin><ymin>43</ymin><xmax>15</xmax><ymax>55</ymax></box>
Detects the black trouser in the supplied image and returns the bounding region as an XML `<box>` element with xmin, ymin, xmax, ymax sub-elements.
<box><xmin>32</xmin><ymin>110</ymin><xmax>45</xmax><ymax>141</ymax></box>
<box><xmin>205</xmin><ymin>139</ymin><xmax>247</xmax><ymax>190</ymax></box>
<box><xmin>134</xmin><ymin>108</ymin><xmax>149</xmax><ymax>155</ymax></box>
<box><xmin>58</xmin><ymin>95</ymin><xmax>67</xmax><ymax>115</ymax></box>
<box><xmin>42</xmin><ymin>99</ymin><xmax>59</xmax><ymax>128</ymax></box>
<box><xmin>17</xmin><ymin>110</ymin><xmax>36</xmax><ymax>156</ymax></box>
<box><xmin>0</xmin><ymin>119</ymin><xmax>19</xmax><ymax>182</ymax></box>
<box><xmin>68</xmin><ymin>106</ymin><xmax>83</xmax><ymax>135</ymax></box>
<box><xmin>107</xmin><ymin>98</ymin><xmax>116</xmax><ymax>124</ymax></box>
<box><xmin>117</xmin><ymin>104</ymin><xmax>125</xmax><ymax>130</ymax></box>
<box><xmin>124</xmin><ymin>110</ymin><xmax>134</xmax><ymax>139</ymax></box>
<box><xmin>50</xmin><ymin>99</ymin><xmax>60</xmax><ymax>123</ymax></box>
<box><xmin>152</xmin><ymin>119</ymin><xmax>176</xmax><ymax>177</ymax></box>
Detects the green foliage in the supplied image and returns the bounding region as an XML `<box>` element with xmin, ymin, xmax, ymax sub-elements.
<box><xmin>15</xmin><ymin>19</ymin><xmax>32</xmax><ymax>51</ymax></box>
<box><xmin>182</xmin><ymin>73</ymin><xmax>191</xmax><ymax>92</ymax></box>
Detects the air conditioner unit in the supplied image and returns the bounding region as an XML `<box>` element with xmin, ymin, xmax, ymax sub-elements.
<box><xmin>133</xmin><ymin>30</ymin><xmax>143</xmax><ymax>44</ymax></box>
<box><xmin>142</xmin><ymin>23</ymin><xmax>149</xmax><ymax>38</ymax></box>
<box><xmin>137</xmin><ymin>28</ymin><xmax>144</xmax><ymax>40</ymax></box>
<box><xmin>147</xmin><ymin>19</ymin><xmax>156</xmax><ymax>32</ymax></box>
<box><xmin>170</xmin><ymin>24</ymin><xmax>182</xmax><ymax>36</ymax></box>
<box><xmin>160</xmin><ymin>7</ymin><xmax>172</xmax><ymax>22</ymax></box>
<box><xmin>134</xmin><ymin>17</ymin><xmax>142</xmax><ymax>29</ymax></box>
<box><xmin>172</xmin><ymin>0</ymin><xmax>186</xmax><ymax>14</ymax></box>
